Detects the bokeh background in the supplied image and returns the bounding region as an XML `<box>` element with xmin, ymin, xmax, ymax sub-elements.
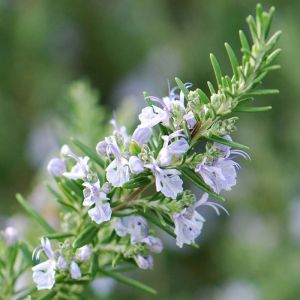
<box><xmin>0</xmin><ymin>0</ymin><xmax>300</xmax><ymax>299</ymax></box>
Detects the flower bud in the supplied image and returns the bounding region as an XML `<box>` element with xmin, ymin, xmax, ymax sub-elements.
<box><xmin>60</xmin><ymin>144</ymin><xmax>72</xmax><ymax>157</ymax></box>
<box><xmin>96</xmin><ymin>140</ymin><xmax>108</xmax><ymax>157</ymax></box>
<box><xmin>56</xmin><ymin>255</ymin><xmax>68</xmax><ymax>271</ymax></box>
<box><xmin>70</xmin><ymin>260</ymin><xmax>82</xmax><ymax>280</ymax></box>
<box><xmin>132</xmin><ymin>126</ymin><xmax>152</xmax><ymax>145</ymax></box>
<box><xmin>47</xmin><ymin>158</ymin><xmax>66</xmax><ymax>177</ymax></box>
<box><xmin>102</xmin><ymin>182</ymin><xmax>112</xmax><ymax>194</ymax></box>
<box><xmin>75</xmin><ymin>245</ymin><xmax>91</xmax><ymax>262</ymax></box>
<box><xmin>144</xmin><ymin>236</ymin><xmax>163</xmax><ymax>253</ymax></box>
<box><xmin>129</xmin><ymin>156</ymin><xmax>144</xmax><ymax>174</ymax></box>
<box><xmin>4</xmin><ymin>226</ymin><xmax>18</xmax><ymax>246</ymax></box>
<box><xmin>134</xmin><ymin>255</ymin><xmax>153</xmax><ymax>270</ymax></box>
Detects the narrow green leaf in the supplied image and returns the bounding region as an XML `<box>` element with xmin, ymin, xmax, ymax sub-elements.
<box><xmin>234</xmin><ymin>106</ymin><xmax>272</xmax><ymax>113</ymax></box>
<box><xmin>98</xmin><ymin>267</ymin><xmax>157</xmax><ymax>295</ymax></box>
<box><xmin>140</xmin><ymin>211</ymin><xmax>175</xmax><ymax>237</ymax></box>
<box><xmin>225</xmin><ymin>43</ymin><xmax>239</xmax><ymax>79</ymax></box>
<box><xmin>246</xmin><ymin>15</ymin><xmax>258</xmax><ymax>41</ymax></box>
<box><xmin>122</xmin><ymin>176</ymin><xmax>151</xmax><ymax>189</ymax></box>
<box><xmin>44</xmin><ymin>232</ymin><xmax>74</xmax><ymax>240</ymax></box>
<box><xmin>16</xmin><ymin>194</ymin><xmax>55</xmax><ymax>234</ymax></box>
<box><xmin>72</xmin><ymin>224</ymin><xmax>99</xmax><ymax>248</ymax></box>
<box><xmin>264</xmin><ymin>6</ymin><xmax>275</xmax><ymax>38</ymax></box>
<box><xmin>207</xmin><ymin>81</ymin><xmax>216</xmax><ymax>94</ymax></box>
<box><xmin>239</xmin><ymin>30</ymin><xmax>250</xmax><ymax>52</ymax></box>
<box><xmin>197</xmin><ymin>88</ymin><xmax>210</xmax><ymax>104</ymax></box>
<box><xmin>210</xmin><ymin>53</ymin><xmax>222</xmax><ymax>86</ymax></box>
<box><xmin>207</xmin><ymin>135</ymin><xmax>250</xmax><ymax>150</ymax></box>
<box><xmin>246</xmin><ymin>89</ymin><xmax>279</xmax><ymax>96</ymax></box>
<box><xmin>19</xmin><ymin>242</ymin><xmax>32</xmax><ymax>264</ymax></box>
<box><xmin>181</xmin><ymin>168</ymin><xmax>225</xmax><ymax>201</ymax></box>
<box><xmin>71</xmin><ymin>138</ymin><xmax>105</xmax><ymax>168</ymax></box>
<box><xmin>37</xmin><ymin>290</ymin><xmax>57</xmax><ymax>300</ymax></box>
<box><xmin>266</xmin><ymin>31</ymin><xmax>282</xmax><ymax>50</ymax></box>
<box><xmin>175</xmin><ymin>77</ymin><xmax>189</xmax><ymax>98</ymax></box>
<box><xmin>266</xmin><ymin>48</ymin><xmax>281</xmax><ymax>65</ymax></box>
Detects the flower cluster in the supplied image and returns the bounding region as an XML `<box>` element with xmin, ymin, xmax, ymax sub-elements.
<box><xmin>10</xmin><ymin>5</ymin><xmax>280</xmax><ymax>298</ymax></box>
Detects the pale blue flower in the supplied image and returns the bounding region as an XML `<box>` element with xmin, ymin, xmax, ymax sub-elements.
<box><xmin>4</xmin><ymin>226</ymin><xmax>18</xmax><ymax>246</ymax></box>
<box><xmin>157</xmin><ymin>130</ymin><xmax>189</xmax><ymax>167</ymax></box>
<box><xmin>129</xmin><ymin>156</ymin><xmax>144</xmax><ymax>174</ymax></box>
<box><xmin>83</xmin><ymin>180</ymin><xmax>112</xmax><ymax>224</ymax></box>
<box><xmin>132</xmin><ymin>125</ymin><xmax>152</xmax><ymax>145</ymax></box>
<box><xmin>56</xmin><ymin>255</ymin><xmax>68</xmax><ymax>271</ymax></box>
<box><xmin>47</xmin><ymin>158</ymin><xmax>66</xmax><ymax>177</ymax></box>
<box><xmin>75</xmin><ymin>245</ymin><xmax>92</xmax><ymax>262</ymax></box>
<box><xmin>61</xmin><ymin>145</ymin><xmax>90</xmax><ymax>180</ymax></box>
<box><xmin>134</xmin><ymin>255</ymin><xmax>154</xmax><ymax>270</ymax></box>
<box><xmin>142</xmin><ymin>236</ymin><xmax>163</xmax><ymax>253</ymax></box>
<box><xmin>70</xmin><ymin>261</ymin><xmax>82</xmax><ymax>280</ymax></box>
<box><xmin>114</xmin><ymin>216</ymin><xmax>148</xmax><ymax>244</ymax></box>
<box><xmin>195</xmin><ymin>138</ymin><xmax>249</xmax><ymax>194</ymax></box>
<box><xmin>145</xmin><ymin>160</ymin><xmax>183</xmax><ymax>199</ymax></box>
<box><xmin>32</xmin><ymin>238</ymin><xmax>56</xmax><ymax>290</ymax></box>
<box><xmin>173</xmin><ymin>193</ymin><xmax>228</xmax><ymax>247</ymax></box>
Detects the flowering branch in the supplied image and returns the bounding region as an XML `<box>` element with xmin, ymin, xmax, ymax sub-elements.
<box><xmin>0</xmin><ymin>4</ymin><xmax>281</xmax><ymax>299</ymax></box>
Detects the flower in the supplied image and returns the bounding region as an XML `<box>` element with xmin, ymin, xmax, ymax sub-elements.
<box><xmin>61</xmin><ymin>145</ymin><xmax>90</xmax><ymax>180</ymax></box>
<box><xmin>56</xmin><ymin>255</ymin><xmax>68</xmax><ymax>271</ymax></box>
<box><xmin>145</xmin><ymin>161</ymin><xmax>183</xmax><ymax>199</ymax></box>
<box><xmin>173</xmin><ymin>193</ymin><xmax>228</xmax><ymax>247</ymax></box>
<box><xmin>195</xmin><ymin>139</ymin><xmax>249</xmax><ymax>194</ymax></box>
<box><xmin>157</xmin><ymin>130</ymin><xmax>189</xmax><ymax>167</ymax></box>
<box><xmin>47</xmin><ymin>158</ymin><xmax>66</xmax><ymax>177</ymax></box>
<box><xmin>83</xmin><ymin>180</ymin><xmax>112</xmax><ymax>224</ymax></box>
<box><xmin>76</xmin><ymin>245</ymin><xmax>92</xmax><ymax>262</ymax></box>
<box><xmin>32</xmin><ymin>238</ymin><xmax>56</xmax><ymax>290</ymax></box>
<box><xmin>3</xmin><ymin>226</ymin><xmax>18</xmax><ymax>246</ymax></box>
<box><xmin>142</xmin><ymin>236</ymin><xmax>163</xmax><ymax>253</ymax></box>
<box><xmin>134</xmin><ymin>255</ymin><xmax>154</xmax><ymax>270</ymax></box>
<box><xmin>114</xmin><ymin>216</ymin><xmax>148</xmax><ymax>244</ymax></box>
<box><xmin>138</xmin><ymin>83</ymin><xmax>194</xmax><ymax>130</ymax></box>
<box><xmin>106</xmin><ymin>158</ymin><xmax>130</xmax><ymax>187</ymax></box>
<box><xmin>129</xmin><ymin>156</ymin><xmax>144</xmax><ymax>174</ymax></box>
<box><xmin>195</xmin><ymin>157</ymin><xmax>237</xmax><ymax>194</ymax></box>
<box><xmin>132</xmin><ymin>126</ymin><xmax>152</xmax><ymax>145</ymax></box>
<box><xmin>104</xmin><ymin>137</ymin><xmax>130</xmax><ymax>187</ymax></box>
<box><xmin>70</xmin><ymin>261</ymin><xmax>82</xmax><ymax>280</ymax></box>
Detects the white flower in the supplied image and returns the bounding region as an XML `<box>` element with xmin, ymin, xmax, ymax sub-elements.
<box><xmin>104</xmin><ymin>137</ymin><xmax>130</xmax><ymax>187</ymax></box>
<box><xmin>173</xmin><ymin>193</ymin><xmax>228</xmax><ymax>247</ymax></box>
<box><xmin>129</xmin><ymin>156</ymin><xmax>144</xmax><ymax>174</ymax></box>
<box><xmin>47</xmin><ymin>158</ymin><xmax>66</xmax><ymax>177</ymax></box>
<box><xmin>139</xmin><ymin>106</ymin><xmax>170</xmax><ymax>128</ymax></box>
<box><xmin>56</xmin><ymin>255</ymin><xmax>68</xmax><ymax>271</ymax></box>
<box><xmin>61</xmin><ymin>145</ymin><xmax>90</xmax><ymax>180</ymax></box>
<box><xmin>76</xmin><ymin>245</ymin><xmax>92</xmax><ymax>262</ymax></box>
<box><xmin>32</xmin><ymin>238</ymin><xmax>56</xmax><ymax>290</ymax></box>
<box><xmin>195</xmin><ymin>157</ymin><xmax>238</xmax><ymax>194</ymax></box>
<box><xmin>183</xmin><ymin>111</ymin><xmax>197</xmax><ymax>129</ymax></box>
<box><xmin>96</xmin><ymin>140</ymin><xmax>108</xmax><ymax>157</ymax></box>
<box><xmin>145</xmin><ymin>161</ymin><xmax>183</xmax><ymax>199</ymax></box>
<box><xmin>70</xmin><ymin>261</ymin><xmax>82</xmax><ymax>280</ymax></box>
<box><xmin>114</xmin><ymin>216</ymin><xmax>148</xmax><ymax>244</ymax></box>
<box><xmin>134</xmin><ymin>255</ymin><xmax>154</xmax><ymax>270</ymax></box>
<box><xmin>110</xmin><ymin>118</ymin><xmax>130</xmax><ymax>144</ymax></box>
<box><xmin>142</xmin><ymin>236</ymin><xmax>163</xmax><ymax>253</ymax></box>
<box><xmin>83</xmin><ymin>180</ymin><xmax>112</xmax><ymax>224</ymax></box>
<box><xmin>4</xmin><ymin>226</ymin><xmax>18</xmax><ymax>246</ymax></box>
<box><xmin>132</xmin><ymin>126</ymin><xmax>152</xmax><ymax>145</ymax></box>
<box><xmin>157</xmin><ymin>130</ymin><xmax>189</xmax><ymax>167</ymax></box>
<box><xmin>106</xmin><ymin>158</ymin><xmax>130</xmax><ymax>187</ymax></box>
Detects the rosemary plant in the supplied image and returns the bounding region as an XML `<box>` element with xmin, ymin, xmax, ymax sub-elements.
<box><xmin>0</xmin><ymin>4</ymin><xmax>281</xmax><ymax>299</ymax></box>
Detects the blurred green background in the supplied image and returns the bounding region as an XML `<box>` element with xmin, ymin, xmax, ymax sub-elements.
<box><xmin>1</xmin><ymin>0</ymin><xmax>300</xmax><ymax>299</ymax></box>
